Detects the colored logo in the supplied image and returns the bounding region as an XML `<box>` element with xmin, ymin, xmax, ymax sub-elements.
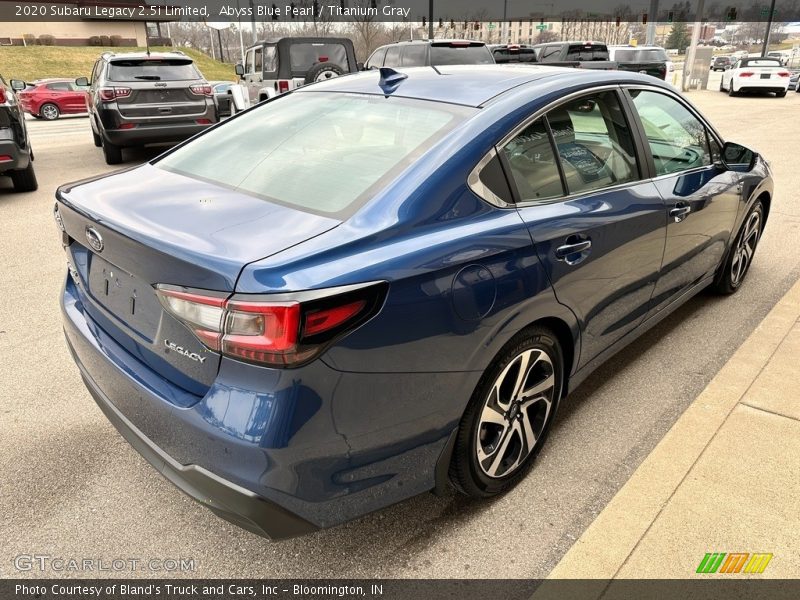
<box><xmin>696</xmin><ymin>552</ymin><xmax>773</xmax><ymax>574</ymax></box>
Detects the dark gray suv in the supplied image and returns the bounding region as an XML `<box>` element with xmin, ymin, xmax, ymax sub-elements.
<box><xmin>77</xmin><ymin>51</ymin><xmax>217</xmax><ymax>165</ymax></box>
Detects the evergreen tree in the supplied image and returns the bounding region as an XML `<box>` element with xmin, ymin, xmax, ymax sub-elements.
<box><xmin>666</xmin><ymin>22</ymin><xmax>690</xmax><ymax>54</ymax></box>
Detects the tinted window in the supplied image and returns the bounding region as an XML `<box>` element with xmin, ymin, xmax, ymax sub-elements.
<box><xmin>366</xmin><ymin>47</ymin><xmax>387</xmax><ymax>69</ymax></box>
<box><xmin>614</xmin><ymin>48</ymin><xmax>668</xmax><ymax>62</ymax></box>
<box><xmin>741</xmin><ymin>58</ymin><xmax>781</xmax><ymax>68</ymax></box>
<box><xmin>108</xmin><ymin>59</ymin><xmax>200</xmax><ymax>82</ymax></box>
<box><xmin>263</xmin><ymin>46</ymin><xmax>278</xmax><ymax>72</ymax></box>
<box><xmin>157</xmin><ymin>93</ymin><xmax>473</xmax><ymax>216</ymax></box>
<box><xmin>493</xmin><ymin>48</ymin><xmax>537</xmax><ymax>63</ymax></box>
<box><xmin>384</xmin><ymin>46</ymin><xmax>401</xmax><ymax>67</ymax></box>
<box><xmin>547</xmin><ymin>91</ymin><xmax>639</xmax><ymax>194</ymax></box>
<box><xmin>430</xmin><ymin>44</ymin><xmax>493</xmax><ymax>65</ymax></box>
<box><xmin>46</xmin><ymin>82</ymin><xmax>71</xmax><ymax>91</ymax></box>
<box><xmin>254</xmin><ymin>47</ymin><xmax>263</xmax><ymax>73</ymax></box>
<box><xmin>541</xmin><ymin>45</ymin><xmax>561</xmax><ymax>60</ymax></box>
<box><xmin>630</xmin><ymin>90</ymin><xmax>711</xmax><ymax>176</ymax></box>
<box><xmin>402</xmin><ymin>45</ymin><xmax>427</xmax><ymax>66</ymax></box>
<box><xmin>502</xmin><ymin>118</ymin><xmax>564</xmax><ymax>203</ymax></box>
<box><xmin>566</xmin><ymin>44</ymin><xmax>609</xmax><ymax>61</ymax></box>
<box><xmin>289</xmin><ymin>43</ymin><xmax>349</xmax><ymax>72</ymax></box>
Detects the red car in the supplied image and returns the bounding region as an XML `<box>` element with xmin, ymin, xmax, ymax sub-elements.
<box><xmin>16</xmin><ymin>78</ymin><xmax>89</xmax><ymax>120</ymax></box>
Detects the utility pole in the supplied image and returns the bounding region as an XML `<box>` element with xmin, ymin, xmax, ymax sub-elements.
<box><xmin>249</xmin><ymin>0</ymin><xmax>257</xmax><ymax>44</ymax></box>
<box><xmin>503</xmin><ymin>0</ymin><xmax>508</xmax><ymax>43</ymax></box>
<box><xmin>682</xmin><ymin>0</ymin><xmax>705</xmax><ymax>91</ymax></box>
<box><xmin>428</xmin><ymin>0</ymin><xmax>433</xmax><ymax>39</ymax></box>
<box><xmin>646</xmin><ymin>0</ymin><xmax>658</xmax><ymax>45</ymax></box>
<box><xmin>761</xmin><ymin>0</ymin><xmax>777</xmax><ymax>56</ymax></box>
<box><xmin>217</xmin><ymin>28</ymin><xmax>225</xmax><ymax>63</ymax></box>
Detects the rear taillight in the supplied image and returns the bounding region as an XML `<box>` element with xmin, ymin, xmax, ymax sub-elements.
<box><xmin>738</xmin><ymin>72</ymin><xmax>754</xmax><ymax>78</ymax></box>
<box><xmin>156</xmin><ymin>282</ymin><xmax>387</xmax><ymax>368</ymax></box>
<box><xmin>0</xmin><ymin>154</ymin><xmax>12</xmax><ymax>162</ymax></box>
<box><xmin>118</xmin><ymin>123</ymin><xmax>137</xmax><ymax>130</ymax></box>
<box><xmin>0</xmin><ymin>87</ymin><xmax>7</xmax><ymax>103</ymax></box>
<box><xmin>99</xmin><ymin>87</ymin><xmax>131</xmax><ymax>101</ymax></box>
<box><xmin>195</xmin><ymin>118</ymin><xmax>212</xmax><ymax>124</ymax></box>
<box><xmin>277</xmin><ymin>80</ymin><xmax>290</xmax><ymax>94</ymax></box>
<box><xmin>778</xmin><ymin>72</ymin><xmax>790</xmax><ymax>77</ymax></box>
<box><xmin>190</xmin><ymin>84</ymin><xmax>213</xmax><ymax>96</ymax></box>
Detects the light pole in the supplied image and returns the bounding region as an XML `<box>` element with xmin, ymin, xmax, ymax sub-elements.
<box><xmin>761</xmin><ymin>0</ymin><xmax>777</xmax><ymax>56</ymax></box>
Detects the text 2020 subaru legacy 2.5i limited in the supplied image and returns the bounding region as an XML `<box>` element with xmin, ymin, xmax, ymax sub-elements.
<box><xmin>57</xmin><ymin>65</ymin><xmax>771</xmax><ymax>539</ymax></box>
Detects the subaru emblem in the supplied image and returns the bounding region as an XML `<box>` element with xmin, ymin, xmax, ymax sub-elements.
<box><xmin>86</xmin><ymin>227</ymin><xmax>104</xmax><ymax>253</ymax></box>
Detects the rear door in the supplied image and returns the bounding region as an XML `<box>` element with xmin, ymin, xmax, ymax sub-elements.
<box><xmin>505</xmin><ymin>88</ymin><xmax>666</xmax><ymax>366</ymax></box>
<box><xmin>624</xmin><ymin>87</ymin><xmax>739</xmax><ymax>310</ymax></box>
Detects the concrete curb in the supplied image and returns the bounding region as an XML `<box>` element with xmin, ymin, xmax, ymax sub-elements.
<box><xmin>543</xmin><ymin>278</ymin><xmax>800</xmax><ymax>580</ymax></box>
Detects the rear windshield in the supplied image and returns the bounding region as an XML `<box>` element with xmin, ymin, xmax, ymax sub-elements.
<box><xmin>566</xmin><ymin>44</ymin><xmax>609</xmax><ymax>61</ymax></box>
<box><xmin>430</xmin><ymin>44</ymin><xmax>494</xmax><ymax>66</ymax></box>
<box><xmin>492</xmin><ymin>48</ymin><xmax>537</xmax><ymax>63</ymax></box>
<box><xmin>614</xmin><ymin>48</ymin><xmax>668</xmax><ymax>62</ymax></box>
<box><xmin>156</xmin><ymin>93</ymin><xmax>473</xmax><ymax>216</ymax></box>
<box><xmin>741</xmin><ymin>58</ymin><xmax>782</xmax><ymax>67</ymax></box>
<box><xmin>289</xmin><ymin>43</ymin><xmax>350</xmax><ymax>72</ymax></box>
<box><xmin>108</xmin><ymin>59</ymin><xmax>200</xmax><ymax>82</ymax></box>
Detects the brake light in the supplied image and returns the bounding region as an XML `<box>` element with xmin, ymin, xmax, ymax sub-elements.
<box><xmin>118</xmin><ymin>123</ymin><xmax>137</xmax><ymax>130</ymax></box>
<box><xmin>0</xmin><ymin>155</ymin><xmax>12</xmax><ymax>162</ymax></box>
<box><xmin>318</xmin><ymin>55</ymin><xmax>329</xmax><ymax>62</ymax></box>
<box><xmin>778</xmin><ymin>72</ymin><xmax>790</xmax><ymax>77</ymax></box>
<box><xmin>738</xmin><ymin>72</ymin><xmax>754</xmax><ymax>77</ymax></box>
<box><xmin>190</xmin><ymin>84</ymin><xmax>213</xmax><ymax>96</ymax></box>
<box><xmin>0</xmin><ymin>87</ymin><xmax>6</xmax><ymax>104</ymax></box>
<box><xmin>196</xmin><ymin>118</ymin><xmax>212</xmax><ymax>124</ymax></box>
<box><xmin>156</xmin><ymin>283</ymin><xmax>387</xmax><ymax>368</ymax></box>
<box><xmin>449</xmin><ymin>41</ymin><xmax>470</xmax><ymax>47</ymax></box>
<box><xmin>278</xmin><ymin>80</ymin><xmax>290</xmax><ymax>93</ymax></box>
<box><xmin>99</xmin><ymin>87</ymin><xmax>131</xmax><ymax>101</ymax></box>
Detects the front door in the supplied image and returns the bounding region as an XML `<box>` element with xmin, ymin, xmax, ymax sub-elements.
<box><xmin>625</xmin><ymin>88</ymin><xmax>739</xmax><ymax>312</ymax></box>
<box><xmin>244</xmin><ymin>47</ymin><xmax>262</xmax><ymax>104</ymax></box>
<box><xmin>504</xmin><ymin>89</ymin><xmax>667</xmax><ymax>366</ymax></box>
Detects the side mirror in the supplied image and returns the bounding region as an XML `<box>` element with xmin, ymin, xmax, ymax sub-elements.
<box><xmin>717</xmin><ymin>141</ymin><xmax>757</xmax><ymax>172</ymax></box>
<box><xmin>357</xmin><ymin>61</ymin><xmax>365</xmax><ymax>71</ymax></box>
<box><xmin>235</xmin><ymin>63</ymin><xmax>245</xmax><ymax>77</ymax></box>
<box><xmin>10</xmin><ymin>79</ymin><xmax>25</xmax><ymax>91</ymax></box>
<box><xmin>75</xmin><ymin>77</ymin><xmax>89</xmax><ymax>86</ymax></box>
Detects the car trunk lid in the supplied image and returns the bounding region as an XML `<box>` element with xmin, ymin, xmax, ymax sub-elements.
<box><xmin>57</xmin><ymin>164</ymin><xmax>341</xmax><ymax>396</ymax></box>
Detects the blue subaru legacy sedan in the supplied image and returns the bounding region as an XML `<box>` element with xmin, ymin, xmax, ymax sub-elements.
<box><xmin>57</xmin><ymin>65</ymin><xmax>772</xmax><ymax>539</ymax></box>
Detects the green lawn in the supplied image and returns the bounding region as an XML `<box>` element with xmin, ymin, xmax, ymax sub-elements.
<box><xmin>0</xmin><ymin>45</ymin><xmax>235</xmax><ymax>83</ymax></box>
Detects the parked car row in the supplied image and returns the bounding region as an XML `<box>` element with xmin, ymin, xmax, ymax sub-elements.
<box><xmin>719</xmin><ymin>56</ymin><xmax>794</xmax><ymax>97</ymax></box>
<box><xmin>0</xmin><ymin>74</ymin><xmax>37</xmax><ymax>192</ymax></box>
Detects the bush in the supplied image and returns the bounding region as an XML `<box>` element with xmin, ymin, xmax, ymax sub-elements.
<box><xmin>38</xmin><ymin>34</ymin><xmax>55</xmax><ymax>46</ymax></box>
<box><xmin>22</xmin><ymin>33</ymin><xmax>35</xmax><ymax>45</ymax></box>
<box><xmin>110</xmin><ymin>35</ymin><xmax>122</xmax><ymax>47</ymax></box>
<box><xmin>88</xmin><ymin>36</ymin><xmax>102</xmax><ymax>46</ymax></box>
<box><xmin>100</xmin><ymin>35</ymin><xmax>111</xmax><ymax>46</ymax></box>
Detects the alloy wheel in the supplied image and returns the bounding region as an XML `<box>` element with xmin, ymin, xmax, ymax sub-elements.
<box><xmin>730</xmin><ymin>209</ymin><xmax>761</xmax><ymax>287</ymax></box>
<box><xmin>41</xmin><ymin>104</ymin><xmax>59</xmax><ymax>120</ymax></box>
<box><xmin>475</xmin><ymin>348</ymin><xmax>555</xmax><ymax>479</ymax></box>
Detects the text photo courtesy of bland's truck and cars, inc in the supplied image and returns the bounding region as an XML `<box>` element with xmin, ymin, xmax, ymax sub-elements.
<box><xmin>15</xmin><ymin>3</ymin><xmax>412</xmax><ymax>19</ymax></box>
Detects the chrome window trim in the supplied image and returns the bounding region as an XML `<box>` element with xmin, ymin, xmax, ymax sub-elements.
<box><xmin>466</xmin><ymin>148</ymin><xmax>514</xmax><ymax>208</ymax></box>
<box><xmin>468</xmin><ymin>82</ymin><xmax>724</xmax><ymax>209</ymax></box>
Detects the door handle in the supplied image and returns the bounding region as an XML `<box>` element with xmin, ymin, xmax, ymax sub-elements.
<box><xmin>555</xmin><ymin>239</ymin><xmax>592</xmax><ymax>263</ymax></box>
<box><xmin>670</xmin><ymin>203</ymin><xmax>691</xmax><ymax>223</ymax></box>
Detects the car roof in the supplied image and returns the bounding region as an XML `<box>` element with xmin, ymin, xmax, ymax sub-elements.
<box><xmin>386</xmin><ymin>39</ymin><xmax>485</xmax><ymax>45</ymax></box>
<box><xmin>300</xmin><ymin>64</ymin><xmax>664</xmax><ymax>108</ymax></box>
<box><xmin>105</xmin><ymin>52</ymin><xmax>192</xmax><ymax>61</ymax></box>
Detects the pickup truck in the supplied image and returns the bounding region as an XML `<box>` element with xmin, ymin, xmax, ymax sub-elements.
<box><xmin>608</xmin><ymin>45</ymin><xmax>670</xmax><ymax>80</ymax></box>
<box><xmin>531</xmin><ymin>41</ymin><xmax>617</xmax><ymax>70</ymax></box>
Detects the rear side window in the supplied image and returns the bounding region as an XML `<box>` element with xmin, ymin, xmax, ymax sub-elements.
<box><xmin>156</xmin><ymin>93</ymin><xmax>473</xmax><ymax>216</ymax></box>
<box><xmin>614</xmin><ymin>48</ymin><xmax>668</xmax><ymax>62</ymax></box>
<box><xmin>502</xmin><ymin>118</ymin><xmax>564</xmax><ymax>203</ymax></box>
<box><xmin>384</xmin><ymin>46</ymin><xmax>401</xmax><ymax>67</ymax></box>
<box><xmin>402</xmin><ymin>45</ymin><xmax>427</xmax><ymax>67</ymax></box>
<box><xmin>108</xmin><ymin>59</ymin><xmax>200</xmax><ymax>82</ymax></box>
<box><xmin>430</xmin><ymin>43</ymin><xmax>494</xmax><ymax>66</ymax></box>
<box><xmin>566</xmin><ymin>44</ymin><xmax>609</xmax><ymax>61</ymax></box>
<box><xmin>289</xmin><ymin>43</ymin><xmax>349</xmax><ymax>72</ymax></box>
<box><xmin>629</xmin><ymin>90</ymin><xmax>711</xmax><ymax>176</ymax></box>
<box><xmin>46</xmin><ymin>82</ymin><xmax>71</xmax><ymax>91</ymax></box>
<box><xmin>546</xmin><ymin>91</ymin><xmax>639</xmax><ymax>195</ymax></box>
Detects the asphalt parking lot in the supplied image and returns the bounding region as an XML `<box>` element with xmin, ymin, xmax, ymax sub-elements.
<box><xmin>2</xmin><ymin>74</ymin><xmax>800</xmax><ymax>579</ymax></box>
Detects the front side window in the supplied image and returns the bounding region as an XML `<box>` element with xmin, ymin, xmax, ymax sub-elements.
<box><xmin>629</xmin><ymin>89</ymin><xmax>711</xmax><ymax>176</ymax></box>
<box><xmin>546</xmin><ymin>91</ymin><xmax>639</xmax><ymax>195</ymax></box>
<box><xmin>245</xmin><ymin>49</ymin><xmax>256</xmax><ymax>74</ymax></box>
<box><xmin>502</xmin><ymin>118</ymin><xmax>564</xmax><ymax>203</ymax></box>
<box><xmin>253</xmin><ymin>47</ymin><xmax>263</xmax><ymax>73</ymax></box>
<box><xmin>156</xmin><ymin>93</ymin><xmax>473</xmax><ymax>216</ymax></box>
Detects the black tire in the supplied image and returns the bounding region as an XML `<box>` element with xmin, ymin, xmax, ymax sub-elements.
<box><xmin>304</xmin><ymin>62</ymin><xmax>346</xmax><ymax>84</ymax></box>
<box><xmin>449</xmin><ymin>326</ymin><xmax>563</xmax><ymax>498</ymax></box>
<box><xmin>719</xmin><ymin>77</ymin><xmax>725</xmax><ymax>92</ymax></box>
<box><xmin>92</xmin><ymin>129</ymin><xmax>102</xmax><ymax>148</ymax></box>
<box><xmin>102</xmin><ymin>139</ymin><xmax>122</xmax><ymax>165</ymax></box>
<box><xmin>40</xmin><ymin>103</ymin><xmax>60</xmax><ymax>121</ymax></box>
<box><xmin>776</xmin><ymin>91</ymin><xmax>786</xmax><ymax>98</ymax></box>
<box><xmin>728</xmin><ymin>83</ymin><xmax>737</xmax><ymax>96</ymax></box>
<box><xmin>9</xmin><ymin>160</ymin><xmax>38</xmax><ymax>192</ymax></box>
<box><xmin>713</xmin><ymin>201</ymin><xmax>764</xmax><ymax>295</ymax></box>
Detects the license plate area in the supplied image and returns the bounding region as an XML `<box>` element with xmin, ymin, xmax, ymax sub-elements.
<box><xmin>87</xmin><ymin>254</ymin><xmax>161</xmax><ymax>341</ymax></box>
<box><xmin>760</xmin><ymin>73</ymin><xmax>771</xmax><ymax>79</ymax></box>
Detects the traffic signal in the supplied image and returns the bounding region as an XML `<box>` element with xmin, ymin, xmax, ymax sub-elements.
<box><xmin>422</xmin><ymin>16</ymin><xmax>426</xmax><ymax>27</ymax></box>
<box><xmin>726</xmin><ymin>7</ymin><xmax>738</xmax><ymax>21</ymax></box>
<box><xmin>450</xmin><ymin>19</ymin><xmax>455</xmax><ymax>29</ymax></box>
<box><xmin>642</xmin><ymin>13</ymin><xmax>648</xmax><ymax>25</ymax></box>
<box><xmin>438</xmin><ymin>18</ymin><xmax>443</xmax><ymax>29</ymax></box>
<box><xmin>370</xmin><ymin>0</ymin><xmax>377</xmax><ymax>9</ymax></box>
<box><xmin>289</xmin><ymin>2</ymin><xmax>295</xmax><ymax>18</ymax></box>
<box><xmin>271</xmin><ymin>2</ymin><xmax>278</xmax><ymax>20</ymax></box>
<box><xmin>340</xmin><ymin>0</ymin><xmax>345</xmax><ymax>9</ymax></box>
<box><xmin>668</xmin><ymin>11</ymin><xmax>674</xmax><ymax>22</ymax></box>
<box><xmin>616</xmin><ymin>16</ymin><xmax>621</xmax><ymax>27</ymax></box>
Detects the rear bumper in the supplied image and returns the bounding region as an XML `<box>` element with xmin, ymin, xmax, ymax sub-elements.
<box><xmin>0</xmin><ymin>139</ymin><xmax>29</xmax><ymax>172</ymax></box>
<box><xmin>60</xmin><ymin>274</ymin><xmax>467</xmax><ymax>537</ymax></box>
<box><xmin>734</xmin><ymin>79</ymin><xmax>789</xmax><ymax>92</ymax></box>
<box><xmin>102</xmin><ymin>122</ymin><xmax>211</xmax><ymax>147</ymax></box>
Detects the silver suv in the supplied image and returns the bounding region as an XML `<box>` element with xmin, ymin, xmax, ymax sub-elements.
<box><xmin>77</xmin><ymin>51</ymin><xmax>218</xmax><ymax>165</ymax></box>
